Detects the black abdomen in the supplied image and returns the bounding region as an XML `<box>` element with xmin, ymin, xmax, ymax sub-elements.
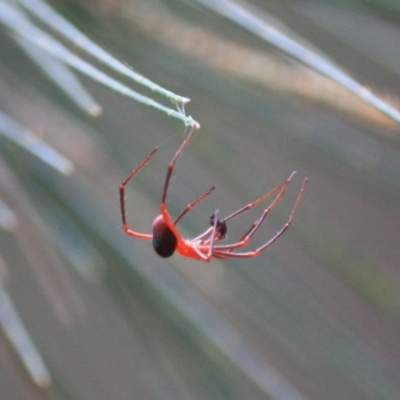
<box><xmin>152</xmin><ymin>215</ymin><xmax>177</xmax><ymax>258</ymax></box>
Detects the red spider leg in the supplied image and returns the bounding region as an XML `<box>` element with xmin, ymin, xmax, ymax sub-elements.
<box><xmin>212</xmin><ymin>178</ymin><xmax>308</xmax><ymax>258</ymax></box>
<box><xmin>173</xmin><ymin>186</ymin><xmax>216</xmax><ymax>225</ymax></box>
<box><xmin>201</xmin><ymin>172</ymin><xmax>297</xmax><ymax>248</ymax></box>
<box><xmin>205</xmin><ymin>209</ymin><xmax>220</xmax><ymax>260</ymax></box>
<box><xmin>191</xmin><ymin>223</ymin><xmax>224</xmax><ymax>247</ymax></box>
<box><xmin>190</xmin><ymin>212</ymin><xmax>227</xmax><ymax>245</ymax></box>
<box><xmin>225</xmin><ymin>171</ymin><xmax>297</xmax><ymax>224</ymax></box>
<box><xmin>119</xmin><ymin>147</ymin><xmax>158</xmax><ymax>239</ymax></box>
<box><xmin>193</xmin><ymin>228</ymin><xmax>214</xmax><ymax>242</ymax></box>
<box><xmin>159</xmin><ymin>127</ymin><xmax>198</xmax><ymax>246</ymax></box>
<box><xmin>194</xmin><ymin>208</ymin><xmax>220</xmax><ymax>261</ymax></box>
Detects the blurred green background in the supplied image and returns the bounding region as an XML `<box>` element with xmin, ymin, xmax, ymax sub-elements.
<box><xmin>1</xmin><ymin>0</ymin><xmax>400</xmax><ymax>399</ymax></box>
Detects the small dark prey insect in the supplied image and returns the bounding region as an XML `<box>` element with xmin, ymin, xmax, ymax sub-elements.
<box><xmin>120</xmin><ymin>127</ymin><xmax>308</xmax><ymax>261</ymax></box>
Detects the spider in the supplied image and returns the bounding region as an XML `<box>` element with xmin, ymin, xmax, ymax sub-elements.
<box><xmin>120</xmin><ymin>127</ymin><xmax>308</xmax><ymax>261</ymax></box>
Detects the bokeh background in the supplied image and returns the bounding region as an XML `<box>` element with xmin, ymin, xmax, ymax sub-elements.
<box><xmin>1</xmin><ymin>0</ymin><xmax>400</xmax><ymax>399</ymax></box>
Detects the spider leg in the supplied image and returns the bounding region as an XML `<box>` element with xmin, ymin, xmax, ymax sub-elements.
<box><xmin>176</xmin><ymin>209</ymin><xmax>219</xmax><ymax>261</ymax></box>
<box><xmin>192</xmin><ymin>227</ymin><xmax>214</xmax><ymax>242</ymax></box>
<box><xmin>119</xmin><ymin>147</ymin><xmax>158</xmax><ymax>239</ymax></box>
<box><xmin>173</xmin><ymin>186</ymin><xmax>216</xmax><ymax>225</ymax></box>
<box><xmin>210</xmin><ymin>171</ymin><xmax>297</xmax><ymax>251</ymax></box>
<box><xmin>212</xmin><ymin>178</ymin><xmax>308</xmax><ymax>258</ymax></box>
<box><xmin>224</xmin><ymin>171</ymin><xmax>297</xmax><ymax>223</ymax></box>
<box><xmin>206</xmin><ymin>209</ymin><xmax>219</xmax><ymax>259</ymax></box>
<box><xmin>196</xmin><ymin>209</ymin><xmax>220</xmax><ymax>261</ymax></box>
<box><xmin>223</xmin><ymin>172</ymin><xmax>298</xmax><ymax>250</ymax></box>
<box><xmin>196</xmin><ymin>172</ymin><xmax>298</xmax><ymax>250</ymax></box>
<box><xmin>160</xmin><ymin>126</ymin><xmax>198</xmax><ymax>244</ymax></box>
<box><xmin>192</xmin><ymin>225</ymin><xmax>226</xmax><ymax>247</ymax></box>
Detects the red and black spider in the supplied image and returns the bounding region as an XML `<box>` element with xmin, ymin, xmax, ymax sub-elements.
<box><xmin>120</xmin><ymin>128</ymin><xmax>308</xmax><ymax>261</ymax></box>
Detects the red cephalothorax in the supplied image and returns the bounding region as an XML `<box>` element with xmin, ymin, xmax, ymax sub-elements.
<box><xmin>120</xmin><ymin>127</ymin><xmax>308</xmax><ymax>261</ymax></box>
